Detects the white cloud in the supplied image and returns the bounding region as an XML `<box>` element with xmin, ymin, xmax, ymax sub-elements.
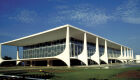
<box><xmin>44</xmin><ymin>0</ymin><xmax>140</xmax><ymax>26</ymax></box>
<box><xmin>122</xmin><ymin>17</ymin><xmax>140</xmax><ymax>24</ymax></box>
<box><xmin>71</xmin><ymin>9</ymin><xmax>112</xmax><ymax>25</ymax></box>
<box><xmin>47</xmin><ymin>4</ymin><xmax>113</xmax><ymax>27</ymax></box>
<box><xmin>116</xmin><ymin>0</ymin><xmax>140</xmax><ymax>24</ymax></box>
<box><xmin>0</xmin><ymin>32</ymin><xmax>19</xmax><ymax>38</ymax></box>
<box><xmin>9</xmin><ymin>10</ymin><xmax>37</xmax><ymax>23</ymax></box>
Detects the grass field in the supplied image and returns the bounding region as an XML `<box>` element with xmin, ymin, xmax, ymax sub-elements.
<box><xmin>0</xmin><ymin>66</ymin><xmax>140</xmax><ymax>80</ymax></box>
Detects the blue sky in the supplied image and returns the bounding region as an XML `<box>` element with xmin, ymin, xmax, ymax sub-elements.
<box><xmin>0</xmin><ymin>0</ymin><xmax>140</xmax><ymax>58</ymax></box>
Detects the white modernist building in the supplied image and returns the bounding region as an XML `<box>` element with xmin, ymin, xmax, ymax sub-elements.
<box><xmin>136</xmin><ymin>55</ymin><xmax>140</xmax><ymax>63</ymax></box>
<box><xmin>0</xmin><ymin>24</ymin><xmax>134</xmax><ymax>67</ymax></box>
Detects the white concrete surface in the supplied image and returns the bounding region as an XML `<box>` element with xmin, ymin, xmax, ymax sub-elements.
<box><xmin>136</xmin><ymin>55</ymin><xmax>140</xmax><ymax>63</ymax></box>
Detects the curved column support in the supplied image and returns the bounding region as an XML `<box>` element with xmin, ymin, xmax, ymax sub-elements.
<box><xmin>100</xmin><ymin>40</ymin><xmax>108</xmax><ymax>64</ymax></box>
<box><xmin>119</xmin><ymin>60</ymin><xmax>124</xmax><ymax>63</ymax></box>
<box><xmin>127</xmin><ymin>48</ymin><xmax>129</xmax><ymax>59</ymax></box>
<box><xmin>118</xmin><ymin>46</ymin><xmax>123</xmax><ymax>58</ymax></box>
<box><xmin>91</xmin><ymin>37</ymin><xmax>100</xmax><ymax>65</ymax></box>
<box><xmin>16</xmin><ymin>47</ymin><xmax>21</xmax><ymax>65</ymax></box>
<box><xmin>0</xmin><ymin>44</ymin><xmax>4</xmax><ymax>64</ymax></box>
<box><xmin>130</xmin><ymin>49</ymin><xmax>132</xmax><ymax>59</ymax></box>
<box><xmin>118</xmin><ymin>46</ymin><xmax>125</xmax><ymax>63</ymax></box>
<box><xmin>114</xmin><ymin>58</ymin><xmax>124</xmax><ymax>63</ymax></box>
<box><xmin>129</xmin><ymin>48</ymin><xmax>131</xmax><ymax>59</ymax></box>
<box><xmin>55</xmin><ymin>26</ymin><xmax>70</xmax><ymax>67</ymax></box>
<box><xmin>129</xmin><ymin>48</ymin><xmax>132</xmax><ymax>59</ymax></box>
<box><xmin>123</xmin><ymin>47</ymin><xmax>126</xmax><ymax>59</ymax></box>
<box><xmin>129</xmin><ymin>49</ymin><xmax>131</xmax><ymax>59</ymax></box>
<box><xmin>132</xmin><ymin>49</ymin><xmax>134</xmax><ymax>59</ymax></box>
<box><xmin>77</xmin><ymin>32</ymin><xmax>88</xmax><ymax>66</ymax></box>
<box><xmin>130</xmin><ymin>49</ymin><xmax>133</xmax><ymax>59</ymax></box>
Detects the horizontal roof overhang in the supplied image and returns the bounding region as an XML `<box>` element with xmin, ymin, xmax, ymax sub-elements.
<box><xmin>1</xmin><ymin>25</ymin><xmax>67</xmax><ymax>46</ymax></box>
<box><xmin>1</xmin><ymin>24</ymin><xmax>130</xmax><ymax>49</ymax></box>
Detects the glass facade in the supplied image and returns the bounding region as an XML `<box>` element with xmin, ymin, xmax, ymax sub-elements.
<box><xmin>87</xmin><ymin>42</ymin><xmax>96</xmax><ymax>57</ymax></box>
<box><xmin>23</xmin><ymin>37</ymin><xmax>121</xmax><ymax>59</ymax></box>
<box><xmin>23</xmin><ymin>39</ymin><xmax>66</xmax><ymax>58</ymax></box>
<box><xmin>70</xmin><ymin>38</ymin><xmax>83</xmax><ymax>57</ymax></box>
<box><xmin>108</xmin><ymin>47</ymin><xmax>121</xmax><ymax>58</ymax></box>
<box><xmin>70</xmin><ymin>38</ymin><xmax>96</xmax><ymax>57</ymax></box>
<box><xmin>122</xmin><ymin>48</ymin><xmax>124</xmax><ymax>56</ymax></box>
<box><xmin>99</xmin><ymin>45</ymin><xmax>104</xmax><ymax>57</ymax></box>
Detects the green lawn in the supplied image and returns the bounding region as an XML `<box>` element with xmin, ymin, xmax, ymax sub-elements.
<box><xmin>53</xmin><ymin>67</ymin><xmax>140</xmax><ymax>80</ymax></box>
<box><xmin>0</xmin><ymin>66</ymin><xmax>140</xmax><ymax>80</ymax></box>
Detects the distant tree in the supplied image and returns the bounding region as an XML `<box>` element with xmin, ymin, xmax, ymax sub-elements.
<box><xmin>3</xmin><ymin>56</ymin><xmax>12</xmax><ymax>60</ymax></box>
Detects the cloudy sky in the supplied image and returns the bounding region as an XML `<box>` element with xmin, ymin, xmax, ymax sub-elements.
<box><xmin>0</xmin><ymin>0</ymin><xmax>140</xmax><ymax>58</ymax></box>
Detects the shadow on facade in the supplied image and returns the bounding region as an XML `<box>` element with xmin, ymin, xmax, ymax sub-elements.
<box><xmin>0</xmin><ymin>61</ymin><xmax>16</xmax><ymax>67</ymax></box>
<box><xmin>23</xmin><ymin>59</ymin><xmax>67</xmax><ymax>66</ymax></box>
<box><xmin>88</xmin><ymin>59</ymin><xmax>98</xmax><ymax>65</ymax></box>
<box><xmin>24</xmin><ymin>60</ymin><xmax>47</xmax><ymax>66</ymax></box>
<box><xmin>52</xmin><ymin>60</ymin><xmax>67</xmax><ymax>66</ymax></box>
<box><xmin>108</xmin><ymin>59</ymin><xmax>122</xmax><ymax>64</ymax></box>
<box><xmin>100</xmin><ymin>60</ymin><xmax>106</xmax><ymax>64</ymax></box>
<box><xmin>70</xmin><ymin>59</ymin><xmax>85</xmax><ymax>66</ymax></box>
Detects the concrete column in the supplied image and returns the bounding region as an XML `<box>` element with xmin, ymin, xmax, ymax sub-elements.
<box><xmin>126</xmin><ymin>48</ymin><xmax>128</xmax><ymax>61</ymax></box>
<box><xmin>131</xmin><ymin>49</ymin><xmax>132</xmax><ymax>59</ymax></box>
<box><xmin>30</xmin><ymin>60</ymin><xmax>32</xmax><ymax>67</ymax></box>
<box><xmin>55</xmin><ymin>26</ymin><xmax>70</xmax><ymax>67</ymax></box>
<box><xmin>0</xmin><ymin>44</ymin><xmax>1</xmax><ymax>59</ymax></box>
<box><xmin>129</xmin><ymin>48</ymin><xmax>131</xmax><ymax>58</ymax></box>
<box><xmin>77</xmin><ymin>32</ymin><xmax>88</xmax><ymax>66</ymax></box>
<box><xmin>130</xmin><ymin>49</ymin><xmax>132</xmax><ymax>58</ymax></box>
<box><xmin>132</xmin><ymin>49</ymin><xmax>134</xmax><ymax>59</ymax></box>
<box><xmin>65</xmin><ymin>26</ymin><xmax>70</xmax><ymax>67</ymax></box>
<box><xmin>90</xmin><ymin>37</ymin><xmax>100</xmax><ymax>65</ymax></box>
<box><xmin>129</xmin><ymin>48</ymin><xmax>131</xmax><ymax>59</ymax></box>
<box><xmin>100</xmin><ymin>40</ymin><xmax>108</xmax><ymax>64</ymax></box>
<box><xmin>124</xmin><ymin>47</ymin><xmax>126</xmax><ymax>58</ymax></box>
<box><xmin>127</xmin><ymin>48</ymin><xmax>129</xmax><ymax>58</ymax></box>
<box><xmin>125</xmin><ymin>48</ymin><xmax>127</xmax><ymax>58</ymax></box>
<box><xmin>47</xmin><ymin>59</ymin><xmax>52</xmax><ymax>67</ymax></box>
<box><xmin>17</xmin><ymin>47</ymin><xmax>19</xmax><ymax>59</ymax></box>
<box><xmin>104</xmin><ymin>40</ymin><xmax>108</xmax><ymax>64</ymax></box>
<box><xmin>119</xmin><ymin>46</ymin><xmax>124</xmax><ymax>63</ymax></box>
<box><xmin>47</xmin><ymin>60</ymin><xmax>50</xmax><ymax>67</ymax></box>
<box><xmin>96</xmin><ymin>37</ymin><xmax>100</xmax><ymax>65</ymax></box>
<box><xmin>129</xmin><ymin>49</ymin><xmax>131</xmax><ymax>58</ymax></box>
<box><xmin>16</xmin><ymin>47</ymin><xmax>20</xmax><ymax>65</ymax></box>
<box><xmin>62</xmin><ymin>26</ymin><xmax>71</xmax><ymax>67</ymax></box>
<box><xmin>115</xmin><ymin>60</ymin><xmax>117</xmax><ymax>63</ymax></box>
<box><xmin>83</xmin><ymin>32</ymin><xmax>88</xmax><ymax>66</ymax></box>
<box><xmin>104</xmin><ymin>40</ymin><xmax>107</xmax><ymax>55</ymax></box>
<box><xmin>121</xmin><ymin>46</ymin><xmax>123</xmax><ymax>57</ymax></box>
<box><xmin>0</xmin><ymin>44</ymin><xmax>3</xmax><ymax>64</ymax></box>
<box><xmin>111</xmin><ymin>60</ymin><xmax>112</xmax><ymax>64</ymax></box>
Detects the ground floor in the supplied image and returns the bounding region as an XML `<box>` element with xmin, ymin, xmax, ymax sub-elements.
<box><xmin>0</xmin><ymin>58</ymin><xmax>135</xmax><ymax>67</ymax></box>
<box><xmin>0</xmin><ymin>64</ymin><xmax>140</xmax><ymax>80</ymax></box>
